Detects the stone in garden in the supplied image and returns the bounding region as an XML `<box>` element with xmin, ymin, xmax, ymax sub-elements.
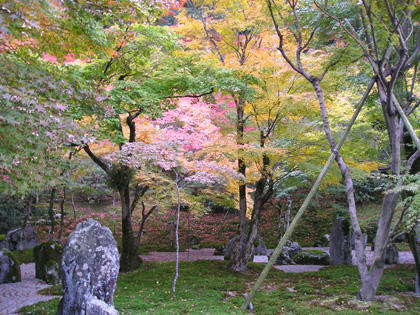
<box><xmin>273</xmin><ymin>241</ymin><xmax>303</xmax><ymax>265</ymax></box>
<box><xmin>1</xmin><ymin>225</ymin><xmax>39</xmax><ymax>251</ymax></box>
<box><xmin>329</xmin><ymin>217</ymin><xmax>352</xmax><ymax>265</ymax></box>
<box><xmin>34</xmin><ymin>241</ymin><xmax>63</xmax><ymax>284</ymax></box>
<box><xmin>293</xmin><ymin>250</ymin><xmax>330</xmax><ymax>265</ymax></box>
<box><xmin>58</xmin><ymin>219</ymin><xmax>119</xmax><ymax>315</ymax></box>
<box><xmin>254</xmin><ymin>236</ymin><xmax>268</xmax><ymax>256</ymax></box>
<box><xmin>350</xmin><ymin>232</ymin><xmax>367</xmax><ymax>250</ymax></box>
<box><xmin>0</xmin><ymin>249</ymin><xmax>21</xmax><ymax>284</ymax></box>
<box><xmin>384</xmin><ymin>244</ymin><xmax>399</xmax><ymax>265</ymax></box>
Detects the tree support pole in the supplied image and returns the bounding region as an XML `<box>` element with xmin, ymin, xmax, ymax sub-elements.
<box><xmin>391</xmin><ymin>93</ymin><xmax>420</xmax><ymax>152</ymax></box>
<box><xmin>242</xmin><ymin>78</ymin><xmax>375</xmax><ymax>310</ymax></box>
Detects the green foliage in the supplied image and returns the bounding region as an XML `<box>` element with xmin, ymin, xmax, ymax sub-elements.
<box><xmin>400</xmin><ymin>174</ymin><xmax>420</xmax><ymax>232</ymax></box>
<box><xmin>71</xmin><ymin>159</ymin><xmax>113</xmax><ymax>203</ymax></box>
<box><xmin>0</xmin><ymin>194</ymin><xmax>25</xmax><ymax>233</ymax></box>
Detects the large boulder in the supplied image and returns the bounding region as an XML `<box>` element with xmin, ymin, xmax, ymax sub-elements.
<box><xmin>293</xmin><ymin>250</ymin><xmax>330</xmax><ymax>265</ymax></box>
<box><xmin>58</xmin><ymin>219</ymin><xmax>119</xmax><ymax>315</ymax></box>
<box><xmin>329</xmin><ymin>217</ymin><xmax>352</xmax><ymax>265</ymax></box>
<box><xmin>34</xmin><ymin>241</ymin><xmax>63</xmax><ymax>284</ymax></box>
<box><xmin>0</xmin><ymin>249</ymin><xmax>21</xmax><ymax>284</ymax></box>
<box><xmin>384</xmin><ymin>244</ymin><xmax>399</xmax><ymax>265</ymax></box>
<box><xmin>1</xmin><ymin>225</ymin><xmax>39</xmax><ymax>251</ymax></box>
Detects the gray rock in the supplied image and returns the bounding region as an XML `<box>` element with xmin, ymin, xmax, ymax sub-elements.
<box><xmin>0</xmin><ymin>249</ymin><xmax>21</xmax><ymax>284</ymax></box>
<box><xmin>2</xmin><ymin>225</ymin><xmax>39</xmax><ymax>251</ymax></box>
<box><xmin>86</xmin><ymin>296</ymin><xmax>119</xmax><ymax>315</ymax></box>
<box><xmin>58</xmin><ymin>219</ymin><xmax>120</xmax><ymax>315</ymax></box>
<box><xmin>254</xmin><ymin>236</ymin><xmax>268</xmax><ymax>256</ymax></box>
<box><xmin>350</xmin><ymin>232</ymin><xmax>367</xmax><ymax>250</ymax></box>
<box><xmin>273</xmin><ymin>241</ymin><xmax>303</xmax><ymax>265</ymax></box>
<box><xmin>34</xmin><ymin>242</ymin><xmax>63</xmax><ymax>285</ymax></box>
<box><xmin>329</xmin><ymin>217</ymin><xmax>352</xmax><ymax>265</ymax></box>
<box><xmin>293</xmin><ymin>250</ymin><xmax>330</xmax><ymax>265</ymax></box>
<box><xmin>384</xmin><ymin>244</ymin><xmax>399</xmax><ymax>264</ymax></box>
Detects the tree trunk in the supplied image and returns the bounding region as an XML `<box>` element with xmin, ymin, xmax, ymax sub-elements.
<box><xmin>312</xmin><ymin>79</ymin><xmax>369</xmax><ymax>282</ymax></box>
<box><xmin>118</xmin><ymin>181</ymin><xmax>141</xmax><ymax>272</ymax></box>
<box><xmin>358</xmin><ymin>83</ymin><xmax>403</xmax><ymax>300</ymax></box>
<box><xmin>231</xmin><ymin>153</ymin><xmax>273</xmax><ymax>272</ymax></box>
<box><xmin>70</xmin><ymin>192</ymin><xmax>77</xmax><ymax>223</ymax></box>
<box><xmin>236</xmin><ymin>96</ymin><xmax>247</xmax><ymax>235</ymax></box>
<box><xmin>48</xmin><ymin>188</ymin><xmax>56</xmax><ymax>241</ymax></box>
<box><xmin>58</xmin><ymin>188</ymin><xmax>66</xmax><ymax>243</ymax></box>
<box><xmin>172</xmin><ymin>173</ymin><xmax>181</xmax><ymax>292</ymax></box>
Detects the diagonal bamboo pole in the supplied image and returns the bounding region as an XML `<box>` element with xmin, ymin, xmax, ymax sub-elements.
<box><xmin>391</xmin><ymin>93</ymin><xmax>420</xmax><ymax>152</ymax></box>
<box><xmin>242</xmin><ymin>78</ymin><xmax>376</xmax><ymax>310</ymax></box>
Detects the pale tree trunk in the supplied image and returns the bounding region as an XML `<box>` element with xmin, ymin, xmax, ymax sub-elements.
<box><xmin>312</xmin><ymin>79</ymin><xmax>369</xmax><ymax>280</ymax></box>
<box><xmin>70</xmin><ymin>192</ymin><xmax>77</xmax><ymax>223</ymax></box>
<box><xmin>358</xmin><ymin>83</ymin><xmax>404</xmax><ymax>300</ymax></box>
<box><xmin>284</xmin><ymin>196</ymin><xmax>291</xmax><ymax>234</ymax></box>
<box><xmin>172</xmin><ymin>172</ymin><xmax>181</xmax><ymax>293</ymax></box>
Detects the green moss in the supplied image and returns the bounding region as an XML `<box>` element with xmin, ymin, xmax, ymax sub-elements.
<box><xmin>304</xmin><ymin>249</ymin><xmax>326</xmax><ymax>255</ymax></box>
<box><xmin>0</xmin><ymin>234</ymin><xmax>5</xmax><ymax>242</ymax></box>
<box><xmin>19</xmin><ymin>262</ymin><xmax>420</xmax><ymax>315</ymax></box>
<box><xmin>11</xmin><ymin>248</ymin><xmax>34</xmax><ymax>263</ymax></box>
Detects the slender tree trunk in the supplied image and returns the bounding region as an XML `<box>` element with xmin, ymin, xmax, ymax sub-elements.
<box><xmin>236</xmin><ymin>96</ymin><xmax>247</xmax><ymax>235</ymax></box>
<box><xmin>231</xmin><ymin>153</ymin><xmax>273</xmax><ymax>272</ymax></box>
<box><xmin>284</xmin><ymin>196</ymin><xmax>291</xmax><ymax>234</ymax></box>
<box><xmin>172</xmin><ymin>173</ymin><xmax>181</xmax><ymax>293</ymax></box>
<box><xmin>312</xmin><ymin>79</ymin><xmax>369</xmax><ymax>281</ymax></box>
<box><xmin>358</xmin><ymin>86</ymin><xmax>403</xmax><ymax>300</ymax></box>
<box><xmin>58</xmin><ymin>188</ymin><xmax>66</xmax><ymax>243</ymax></box>
<box><xmin>48</xmin><ymin>188</ymin><xmax>56</xmax><ymax>241</ymax></box>
<box><xmin>112</xmin><ymin>192</ymin><xmax>116</xmax><ymax>236</ymax></box>
<box><xmin>70</xmin><ymin>192</ymin><xmax>77</xmax><ymax>223</ymax></box>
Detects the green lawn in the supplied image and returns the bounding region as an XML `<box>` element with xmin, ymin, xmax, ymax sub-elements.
<box><xmin>19</xmin><ymin>261</ymin><xmax>420</xmax><ymax>315</ymax></box>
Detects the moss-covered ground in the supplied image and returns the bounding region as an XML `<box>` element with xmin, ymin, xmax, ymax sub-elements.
<box><xmin>19</xmin><ymin>261</ymin><xmax>420</xmax><ymax>315</ymax></box>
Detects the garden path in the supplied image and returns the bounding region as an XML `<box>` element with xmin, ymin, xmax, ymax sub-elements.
<box><xmin>0</xmin><ymin>263</ymin><xmax>60</xmax><ymax>315</ymax></box>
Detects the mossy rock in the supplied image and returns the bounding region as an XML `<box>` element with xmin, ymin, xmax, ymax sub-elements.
<box><xmin>0</xmin><ymin>234</ymin><xmax>6</xmax><ymax>242</ymax></box>
<box><xmin>293</xmin><ymin>250</ymin><xmax>330</xmax><ymax>265</ymax></box>
<box><xmin>0</xmin><ymin>249</ymin><xmax>21</xmax><ymax>283</ymax></box>
<box><xmin>34</xmin><ymin>241</ymin><xmax>63</xmax><ymax>284</ymax></box>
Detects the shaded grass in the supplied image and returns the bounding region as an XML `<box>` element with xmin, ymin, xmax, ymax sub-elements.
<box><xmin>19</xmin><ymin>261</ymin><xmax>420</xmax><ymax>314</ymax></box>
